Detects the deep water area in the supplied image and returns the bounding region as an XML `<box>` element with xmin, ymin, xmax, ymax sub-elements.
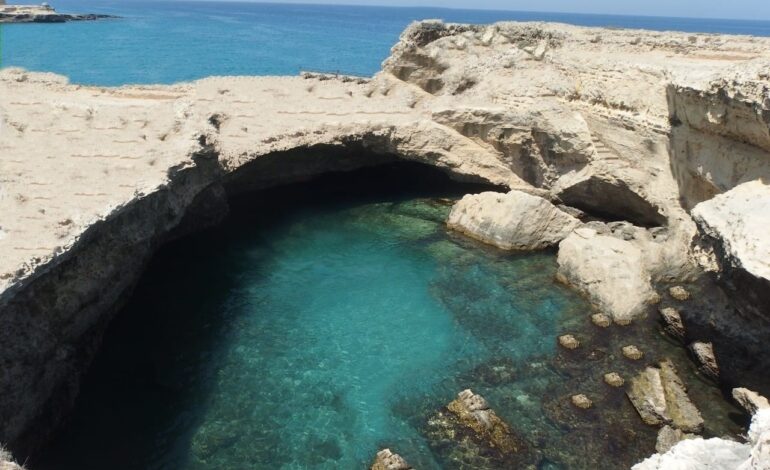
<box><xmin>34</xmin><ymin>165</ymin><xmax>745</xmax><ymax>470</ymax></box>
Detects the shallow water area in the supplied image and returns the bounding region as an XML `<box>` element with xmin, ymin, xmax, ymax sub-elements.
<box><xmin>34</xmin><ymin>166</ymin><xmax>744</xmax><ymax>469</ymax></box>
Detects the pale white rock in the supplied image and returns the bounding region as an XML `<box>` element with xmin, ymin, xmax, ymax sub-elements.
<box><xmin>635</xmin><ymin>393</ymin><xmax>770</xmax><ymax>470</ymax></box>
<box><xmin>557</xmin><ymin>228</ymin><xmax>656</xmax><ymax>322</ymax></box>
<box><xmin>692</xmin><ymin>180</ymin><xmax>770</xmax><ymax>321</ymax></box>
<box><xmin>447</xmin><ymin>190</ymin><xmax>581</xmax><ymax>250</ymax></box>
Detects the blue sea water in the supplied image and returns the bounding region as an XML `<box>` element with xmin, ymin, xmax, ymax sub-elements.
<box><xmin>2</xmin><ymin>1</ymin><xmax>770</xmax><ymax>85</ymax></box>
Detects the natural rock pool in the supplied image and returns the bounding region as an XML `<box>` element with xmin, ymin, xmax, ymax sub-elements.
<box><xmin>35</xmin><ymin>166</ymin><xmax>744</xmax><ymax>469</ymax></box>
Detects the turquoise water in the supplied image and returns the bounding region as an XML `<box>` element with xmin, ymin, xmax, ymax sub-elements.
<box><xmin>2</xmin><ymin>1</ymin><xmax>770</xmax><ymax>85</ymax></box>
<box><xmin>35</xmin><ymin>166</ymin><xmax>743</xmax><ymax>469</ymax></box>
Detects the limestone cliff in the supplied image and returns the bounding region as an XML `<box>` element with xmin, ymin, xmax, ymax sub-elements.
<box><xmin>1</xmin><ymin>20</ymin><xmax>770</xmax><ymax>461</ymax></box>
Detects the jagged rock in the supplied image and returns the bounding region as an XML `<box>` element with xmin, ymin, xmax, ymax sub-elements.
<box><xmin>559</xmin><ymin>334</ymin><xmax>580</xmax><ymax>350</ymax></box>
<box><xmin>0</xmin><ymin>447</ymin><xmax>23</xmax><ymax>470</ymax></box>
<box><xmin>659</xmin><ymin>307</ymin><xmax>685</xmax><ymax>340</ymax></box>
<box><xmin>425</xmin><ymin>389</ymin><xmax>534</xmax><ymax>467</ymax></box>
<box><xmin>692</xmin><ymin>180</ymin><xmax>770</xmax><ymax>323</ymax></box>
<box><xmin>669</xmin><ymin>286</ymin><xmax>691</xmax><ymax>301</ymax></box>
<box><xmin>591</xmin><ymin>313</ymin><xmax>612</xmax><ymax>328</ymax></box>
<box><xmin>604</xmin><ymin>372</ymin><xmax>625</xmax><ymax>387</ymax></box>
<box><xmin>733</xmin><ymin>388</ymin><xmax>770</xmax><ymax>415</ymax></box>
<box><xmin>627</xmin><ymin>360</ymin><xmax>704</xmax><ymax>433</ymax></box>
<box><xmin>622</xmin><ymin>345</ymin><xmax>644</xmax><ymax>361</ymax></box>
<box><xmin>370</xmin><ymin>449</ymin><xmax>412</xmax><ymax>470</ymax></box>
<box><xmin>557</xmin><ymin>228</ymin><xmax>657</xmax><ymax>323</ymax></box>
<box><xmin>689</xmin><ymin>342</ymin><xmax>719</xmax><ymax>381</ymax></box>
<box><xmin>634</xmin><ymin>408</ymin><xmax>770</xmax><ymax>470</ymax></box>
<box><xmin>655</xmin><ymin>425</ymin><xmax>696</xmax><ymax>454</ymax></box>
<box><xmin>447</xmin><ymin>190</ymin><xmax>581</xmax><ymax>250</ymax></box>
<box><xmin>571</xmin><ymin>394</ymin><xmax>593</xmax><ymax>409</ymax></box>
<box><xmin>3</xmin><ymin>19</ymin><xmax>770</xmax><ymax>453</ymax></box>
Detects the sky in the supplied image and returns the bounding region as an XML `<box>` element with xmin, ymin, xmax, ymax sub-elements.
<box><xmin>238</xmin><ymin>0</ymin><xmax>770</xmax><ymax>21</ymax></box>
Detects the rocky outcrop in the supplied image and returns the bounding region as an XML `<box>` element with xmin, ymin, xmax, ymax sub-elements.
<box><xmin>634</xmin><ymin>389</ymin><xmax>770</xmax><ymax>470</ymax></box>
<box><xmin>627</xmin><ymin>360</ymin><xmax>704</xmax><ymax>433</ymax></box>
<box><xmin>0</xmin><ymin>447</ymin><xmax>23</xmax><ymax>470</ymax></box>
<box><xmin>689</xmin><ymin>342</ymin><xmax>719</xmax><ymax>381</ymax></box>
<box><xmin>557</xmin><ymin>228</ymin><xmax>656</xmax><ymax>322</ymax></box>
<box><xmin>370</xmin><ymin>449</ymin><xmax>412</xmax><ymax>470</ymax></box>
<box><xmin>659</xmin><ymin>307</ymin><xmax>686</xmax><ymax>341</ymax></box>
<box><xmin>0</xmin><ymin>5</ymin><xmax>116</xmax><ymax>23</ymax></box>
<box><xmin>447</xmin><ymin>190</ymin><xmax>580</xmax><ymax>250</ymax></box>
<box><xmin>2</xmin><ymin>19</ymin><xmax>770</xmax><ymax>459</ymax></box>
<box><xmin>655</xmin><ymin>425</ymin><xmax>696</xmax><ymax>454</ymax></box>
<box><xmin>692</xmin><ymin>180</ymin><xmax>770</xmax><ymax>323</ymax></box>
<box><xmin>425</xmin><ymin>389</ymin><xmax>534</xmax><ymax>466</ymax></box>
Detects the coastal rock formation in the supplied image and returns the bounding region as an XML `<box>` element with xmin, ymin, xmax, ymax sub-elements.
<box><xmin>634</xmin><ymin>389</ymin><xmax>770</xmax><ymax>470</ymax></box>
<box><xmin>446</xmin><ymin>190</ymin><xmax>580</xmax><ymax>250</ymax></box>
<box><xmin>627</xmin><ymin>360</ymin><xmax>704</xmax><ymax>433</ymax></box>
<box><xmin>0</xmin><ymin>447</ymin><xmax>23</xmax><ymax>470</ymax></box>
<box><xmin>0</xmin><ymin>5</ymin><xmax>115</xmax><ymax>23</ymax></box>
<box><xmin>2</xmin><ymin>19</ymin><xmax>770</xmax><ymax>459</ymax></box>
<box><xmin>734</xmin><ymin>388</ymin><xmax>770</xmax><ymax>416</ymax></box>
<box><xmin>425</xmin><ymin>389</ymin><xmax>534</xmax><ymax>466</ymax></box>
<box><xmin>689</xmin><ymin>342</ymin><xmax>719</xmax><ymax>381</ymax></box>
<box><xmin>558</xmin><ymin>334</ymin><xmax>580</xmax><ymax>350</ymax></box>
<box><xmin>557</xmin><ymin>228</ymin><xmax>656</xmax><ymax>322</ymax></box>
<box><xmin>659</xmin><ymin>307</ymin><xmax>686</xmax><ymax>341</ymax></box>
<box><xmin>370</xmin><ymin>449</ymin><xmax>412</xmax><ymax>470</ymax></box>
<box><xmin>692</xmin><ymin>180</ymin><xmax>770</xmax><ymax>323</ymax></box>
<box><xmin>655</xmin><ymin>425</ymin><xmax>695</xmax><ymax>454</ymax></box>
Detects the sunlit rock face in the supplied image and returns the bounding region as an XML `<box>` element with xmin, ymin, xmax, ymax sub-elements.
<box><xmin>1</xmin><ymin>18</ymin><xmax>770</xmax><ymax>464</ymax></box>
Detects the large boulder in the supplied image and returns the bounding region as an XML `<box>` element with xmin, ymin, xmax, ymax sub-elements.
<box><xmin>557</xmin><ymin>227</ymin><xmax>656</xmax><ymax>322</ymax></box>
<box><xmin>634</xmin><ymin>390</ymin><xmax>770</xmax><ymax>470</ymax></box>
<box><xmin>447</xmin><ymin>190</ymin><xmax>581</xmax><ymax>250</ymax></box>
<box><xmin>627</xmin><ymin>360</ymin><xmax>704</xmax><ymax>433</ymax></box>
<box><xmin>692</xmin><ymin>180</ymin><xmax>770</xmax><ymax>323</ymax></box>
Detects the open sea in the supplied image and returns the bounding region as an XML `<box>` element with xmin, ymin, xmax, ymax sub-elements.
<box><xmin>1</xmin><ymin>0</ymin><xmax>770</xmax><ymax>85</ymax></box>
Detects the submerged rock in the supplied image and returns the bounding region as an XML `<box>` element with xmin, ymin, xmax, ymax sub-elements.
<box><xmin>669</xmin><ymin>286</ymin><xmax>691</xmax><ymax>301</ymax></box>
<box><xmin>655</xmin><ymin>425</ymin><xmax>696</xmax><ymax>454</ymax></box>
<box><xmin>689</xmin><ymin>341</ymin><xmax>719</xmax><ymax>381</ymax></box>
<box><xmin>659</xmin><ymin>307</ymin><xmax>686</xmax><ymax>341</ymax></box>
<box><xmin>447</xmin><ymin>190</ymin><xmax>580</xmax><ymax>250</ymax></box>
<box><xmin>604</xmin><ymin>372</ymin><xmax>625</xmax><ymax>388</ymax></box>
<box><xmin>591</xmin><ymin>313</ymin><xmax>612</xmax><ymax>328</ymax></box>
<box><xmin>370</xmin><ymin>449</ymin><xmax>412</xmax><ymax>470</ymax></box>
<box><xmin>424</xmin><ymin>389</ymin><xmax>535</xmax><ymax>467</ymax></box>
<box><xmin>627</xmin><ymin>360</ymin><xmax>704</xmax><ymax>433</ymax></box>
<box><xmin>571</xmin><ymin>394</ymin><xmax>593</xmax><ymax>409</ymax></box>
<box><xmin>622</xmin><ymin>345</ymin><xmax>644</xmax><ymax>361</ymax></box>
<box><xmin>559</xmin><ymin>334</ymin><xmax>580</xmax><ymax>350</ymax></box>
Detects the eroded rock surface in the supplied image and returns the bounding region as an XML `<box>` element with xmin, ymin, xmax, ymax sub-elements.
<box><xmin>2</xmin><ymin>19</ymin><xmax>770</xmax><ymax>457</ymax></box>
<box><xmin>557</xmin><ymin>228</ymin><xmax>656</xmax><ymax>322</ymax></box>
<box><xmin>627</xmin><ymin>360</ymin><xmax>704</xmax><ymax>433</ymax></box>
<box><xmin>634</xmin><ymin>390</ymin><xmax>770</xmax><ymax>470</ymax></box>
<box><xmin>692</xmin><ymin>180</ymin><xmax>770</xmax><ymax>323</ymax></box>
<box><xmin>425</xmin><ymin>389</ymin><xmax>535</xmax><ymax>467</ymax></box>
<box><xmin>370</xmin><ymin>449</ymin><xmax>412</xmax><ymax>470</ymax></box>
<box><xmin>447</xmin><ymin>190</ymin><xmax>580</xmax><ymax>250</ymax></box>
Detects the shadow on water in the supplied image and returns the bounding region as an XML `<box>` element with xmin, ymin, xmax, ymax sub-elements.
<box><xmin>32</xmin><ymin>163</ymin><xmax>494</xmax><ymax>469</ymax></box>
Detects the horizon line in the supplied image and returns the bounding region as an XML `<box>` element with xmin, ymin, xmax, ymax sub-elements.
<box><xmin>156</xmin><ymin>0</ymin><xmax>770</xmax><ymax>23</ymax></box>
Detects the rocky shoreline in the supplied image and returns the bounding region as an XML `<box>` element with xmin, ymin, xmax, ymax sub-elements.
<box><xmin>0</xmin><ymin>5</ymin><xmax>116</xmax><ymax>23</ymax></box>
<box><xmin>1</xmin><ymin>19</ymin><xmax>770</xmax><ymax>467</ymax></box>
